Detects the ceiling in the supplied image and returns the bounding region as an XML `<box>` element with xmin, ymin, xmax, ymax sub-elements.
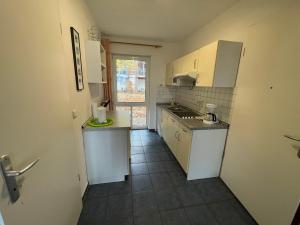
<box><xmin>85</xmin><ymin>0</ymin><xmax>239</xmax><ymax>41</ymax></box>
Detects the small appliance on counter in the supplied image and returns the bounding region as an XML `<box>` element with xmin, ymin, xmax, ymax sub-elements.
<box><xmin>91</xmin><ymin>101</ymin><xmax>108</xmax><ymax>123</ymax></box>
<box><xmin>203</xmin><ymin>103</ymin><xmax>219</xmax><ymax>125</ymax></box>
<box><xmin>100</xmin><ymin>99</ymin><xmax>110</xmax><ymax>110</ymax></box>
<box><xmin>96</xmin><ymin>106</ymin><xmax>106</xmax><ymax>123</ymax></box>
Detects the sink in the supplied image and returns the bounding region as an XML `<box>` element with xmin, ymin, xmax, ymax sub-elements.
<box><xmin>167</xmin><ymin>106</ymin><xmax>187</xmax><ymax>112</ymax></box>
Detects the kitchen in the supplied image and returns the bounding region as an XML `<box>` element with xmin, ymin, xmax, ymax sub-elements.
<box><xmin>0</xmin><ymin>1</ymin><xmax>299</xmax><ymax>225</ymax></box>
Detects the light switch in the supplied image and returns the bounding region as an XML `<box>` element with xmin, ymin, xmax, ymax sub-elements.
<box><xmin>72</xmin><ymin>109</ymin><xmax>78</xmax><ymax>119</ymax></box>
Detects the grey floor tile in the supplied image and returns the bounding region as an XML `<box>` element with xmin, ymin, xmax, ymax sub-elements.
<box><xmin>133</xmin><ymin>191</ymin><xmax>158</xmax><ymax>216</ymax></box>
<box><xmin>131</xmin><ymin>140</ymin><xmax>143</xmax><ymax>147</ymax></box>
<box><xmin>209</xmin><ymin>201</ymin><xmax>252</xmax><ymax>225</ymax></box>
<box><xmin>79</xmin><ymin>197</ymin><xmax>107</xmax><ymax>225</ymax></box>
<box><xmin>161</xmin><ymin>208</ymin><xmax>191</xmax><ymax>225</ymax></box>
<box><xmin>130</xmin><ymin>130</ymin><xmax>142</xmax><ymax>136</ymax></box>
<box><xmin>107</xmin><ymin>180</ymin><xmax>132</xmax><ymax>196</ymax></box>
<box><xmin>185</xmin><ymin>205</ymin><xmax>218</xmax><ymax>225</ymax></box>
<box><xmin>176</xmin><ymin>184</ymin><xmax>204</xmax><ymax>207</ymax></box>
<box><xmin>131</xmin><ymin>135</ymin><xmax>142</xmax><ymax>141</ymax></box>
<box><xmin>195</xmin><ymin>178</ymin><xmax>234</xmax><ymax>203</ymax></box>
<box><xmin>131</xmin><ymin>154</ymin><xmax>146</xmax><ymax>164</ymax></box>
<box><xmin>145</xmin><ymin>152</ymin><xmax>170</xmax><ymax>162</ymax></box>
<box><xmin>105</xmin><ymin>215</ymin><xmax>133</xmax><ymax>225</ymax></box>
<box><xmin>150</xmin><ymin>172</ymin><xmax>173</xmax><ymax>191</ymax></box>
<box><xmin>131</xmin><ymin>147</ymin><xmax>144</xmax><ymax>155</ymax></box>
<box><xmin>134</xmin><ymin>211</ymin><xmax>162</xmax><ymax>225</ymax></box>
<box><xmin>142</xmin><ymin>139</ymin><xmax>162</xmax><ymax>146</ymax></box>
<box><xmin>163</xmin><ymin>161</ymin><xmax>181</xmax><ymax>172</ymax></box>
<box><xmin>107</xmin><ymin>194</ymin><xmax>133</xmax><ymax>218</ymax></box>
<box><xmin>147</xmin><ymin>162</ymin><xmax>166</xmax><ymax>173</ymax></box>
<box><xmin>85</xmin><ymin>183</ymin><xmax>109</xmax><ymax>199</ymax></box>
<box><xmin>228</xmin><ymin>199</ymin><xmax>258</xmax><ymax>225</ymax></box>
<box><xmin>154</xmin><ymin>189</ymin><xmax>182</xmax><ymax>210</ymax></box>
<box><xmin>143</xmin><ymin>145</ymin><xmax>166</xmax><ymax>153</ymax></box>
<box><xmin>131</xmin><ymin>163</ymin><xmax>149</xmax><ymax>175</ymax></box>
<box><xmin>169</xmin><ymin>171</ymin><xmax>189</xmax><ymax>187</ymax></box>
<box><xmin>132</xmin><ymin>175</ymin><xmax>153</xmax><ymax>192</ymax></box>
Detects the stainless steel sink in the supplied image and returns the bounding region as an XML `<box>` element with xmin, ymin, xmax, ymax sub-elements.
<box><xmin>167</xmin><ymin>106</ymin><xmax>187</xmax><ymax>112</ymax></box>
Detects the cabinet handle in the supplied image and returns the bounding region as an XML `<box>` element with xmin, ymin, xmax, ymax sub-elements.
<box><xmin>182</xmin><ymin>128</ymin><xmax>187</xmax><ymax>133</ymax></box>
<box><xmin>177</xmin><ymin>133</ymin><xmax>181</xmax><ymax>142</ymax></box>
<box><xmin>194</xmin><ymin>59</ymin><xmax>198</xmax><ymax>69</ymax></box>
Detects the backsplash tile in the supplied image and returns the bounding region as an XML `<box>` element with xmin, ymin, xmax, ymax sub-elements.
<box><xmin>175</xmin><ymin>87</ymin><xmax>235</xmax><ymax>123</ymax></box>
<box><xmin>156</xmin><ymin>85</ymin><xmax>176</xmax><ymax>103</ymax></box>
<box><xmin>156</xmin><ymin>86</ymin><xmax>236</xmax><ymax>124</ymax></box>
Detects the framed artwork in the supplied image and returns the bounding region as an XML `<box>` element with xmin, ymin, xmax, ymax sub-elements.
<box><xmin>70</xmin><ymin>27</ymin><xmax>84</xmax><ymax>91</ymax></box>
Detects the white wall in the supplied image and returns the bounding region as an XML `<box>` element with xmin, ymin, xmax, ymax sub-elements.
<box><xmin>110</xmin><ymin>36</ymin><xmax>181</xmax><ymax>129</ymax></box>
<box><xmin>180</xmin><ymin>0</ymin><xmax>298</xmax><ymax>224</ymax></box>
<box><xmin>59</xmin><ymin>0</ymin><xmax>103</xmax><ymax>195</ymax></box>
<box><xmin>182</xmin><ymin>0</ymin><xmax>288</xmax><ymax>53</ymax></box>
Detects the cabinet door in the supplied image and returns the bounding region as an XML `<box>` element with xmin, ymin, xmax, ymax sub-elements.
<box><xmin>85</xmin><ymin>40</ymin><xmax>102</xmax><ymax>83</ymax></box>
<box><xmin>177</xmin><ymin>126</ymin><xmax>192</xmax><ymax>172</ymax></box>
<box><xmin>156</xmin><ymin>107</ymin><xmax>162</xmax><ymax>136</ymax></box>
<box><xmin>168</xmin><ymin>116</ymin><xmax>178</xmax><ymax>156</ymax></box>
<box><xmin>165</xmin><ymin>62</ymin><xmax>173</xmax><ymax>85</ymax></box>
<box><xmin>173</xmin><ymin>57</ymin><xmax>184</xmax><ymax>75</ymax></box>
<box><xmin>161</xmin><ymin>110</ymin><xmax>168</xmax><ymax>140</ymax></box>
<box><xmin>183</xmin><ymin>51</ymin><xmax>198</xmax><ymax>74</ymax></box>
<box><xmin>196</xmin><ymin>41</ymin><xmax>218</xmax><ymax>87</ymax></box>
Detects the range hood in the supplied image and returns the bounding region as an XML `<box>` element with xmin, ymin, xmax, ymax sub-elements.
<box><xmin>172</xmin><ymin>72</ymin><xmax>197</xmax><ymax>86</ymax></box>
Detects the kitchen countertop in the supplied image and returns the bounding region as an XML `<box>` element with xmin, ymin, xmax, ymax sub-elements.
<box><xmin>157</xmin><ymin>103</ymin><xmax>229</xmax><ymax>130</ymax></box>
<box><xmin>82</xmin><ymin>110</ymin><xmax>131</xmax><ymax>131</ymax></box>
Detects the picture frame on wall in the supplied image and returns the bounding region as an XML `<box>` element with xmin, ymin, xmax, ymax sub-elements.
<box><xmin>70</xmin><ymin>27</ymin><xmax>84</xmax><ymax>91</ymax></box>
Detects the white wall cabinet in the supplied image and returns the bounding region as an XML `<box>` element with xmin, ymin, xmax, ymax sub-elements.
<box><xmin>165</xmin><ymin>62</ymin><xmax>174</xmax><ymax>86</ymax></box>
<box><xmin>160</xmin><ymin>107</ymin><xmax>227</xmax><ymax>179</ymax></box>
<box><xmin>196</xmin><ymin>40</ymin><xmax>243</xmax><ymax>87</ymax></box>
<box><xmin>165</xmin><ymin>40</ymin><xmax>242</xmax><ymax>87</ymax></box>
<box><xmin>85</xmin><ymin>40</ymin><xmax>107</xmax><ymax>83</ymax></box>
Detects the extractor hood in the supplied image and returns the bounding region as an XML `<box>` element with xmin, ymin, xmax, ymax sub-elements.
<box><xmin>172</xmin><ymin>72</ymin><xmax>197</xmax><ymax>86</ymax></box>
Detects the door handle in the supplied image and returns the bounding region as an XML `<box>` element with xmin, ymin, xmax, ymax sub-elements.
<box><xmin>6</xmin><ymin>158</ymin><xmax>40</xmax><ymax>177</ymax></box>
<box><xmin>284</xmin><ymin>135</ymin><xmax>300</xmax><ymax>159</ymax></box>
<box><xmin>0</xmin><ymin>155</ymin><xmax>40</xmax><ymax>203</ymax></box>
<box><xmin>284</xmin><ymin>135</ymin><xmax>300</xmax><ymax>142</ymax></box>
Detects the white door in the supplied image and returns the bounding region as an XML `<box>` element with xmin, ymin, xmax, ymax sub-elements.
<box><xmin>0</xmin><ymin>1</ymin><xmax>82</xmax><ymax>225</ymax></box>
<box><xmin>112</xmin><ymin>54</ymin><xmax>150</xmax><ymax>129</ymax></box>
<box><xmin>221</xmin><ymin>3</ymin><xmax>300</xmax><ymax>225</ymax></box>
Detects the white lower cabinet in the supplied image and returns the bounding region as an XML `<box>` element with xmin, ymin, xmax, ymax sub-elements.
<box><xmin>176</xmin><ymin>125</ymin><xmax>192</xmax><ymax>173</ymax></box>
<box><xmin>160</xmin><ymin>108</ymin><xmax>227</xmax><ymax>179</ymax></box>
<box><xmin>83</xmin><ymin>128</ymin><xmax>130</xmax><ymax>184</ymax></box>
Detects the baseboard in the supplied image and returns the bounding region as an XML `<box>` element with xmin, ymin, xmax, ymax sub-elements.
<box><xmin>149</xmin><ymin>129</ymin><xmax>156</xmax><ymax>132</ymax></box>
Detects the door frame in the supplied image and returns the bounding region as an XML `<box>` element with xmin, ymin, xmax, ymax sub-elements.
<box><xmin>112</xmin><ymin>54</ymin><xmax>150</xmax><ymax>129</ymax></box>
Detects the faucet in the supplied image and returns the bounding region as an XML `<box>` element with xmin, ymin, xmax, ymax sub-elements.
<box><xmin>170</xmin><ymin>97</ymin><xmax>175</xmax><ymax>106</ymax></box>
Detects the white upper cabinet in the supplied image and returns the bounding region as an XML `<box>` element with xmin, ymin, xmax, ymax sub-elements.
<box><xmin>196</xmin><ymin>40</ymin><xmax>243</xmax><ymax>87</ymax></box>
<box><xmin>166</xmin><ymin>40</ymin><xmax>243</xmax><ymax>87</ymax></box>
<box><xmin>165</xmin><ymin>62</ymin><xmax>174</xmax><ymax>85</ymax></box>
<box><xmin>85</xmin><ymin>40</ymin><xmax>107</xmax><ymax>83</ymax></box>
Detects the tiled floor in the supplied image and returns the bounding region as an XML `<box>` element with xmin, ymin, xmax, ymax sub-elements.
<box><xmin>78</xmin><ymin>130</ymin><xmax>257</xmax><ymax>225</ymax></box>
